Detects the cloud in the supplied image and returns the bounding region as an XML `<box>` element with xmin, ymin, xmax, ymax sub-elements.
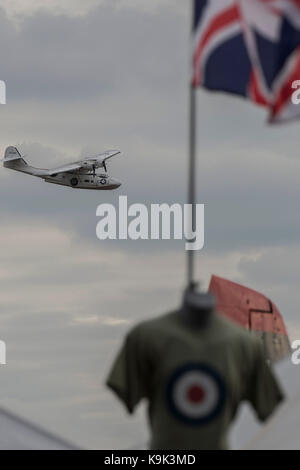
<box><xmin>1</xmin><ymin>0</ymin><xmax>99</xmax><ymax>18</ymax></box>
<box><xmin>0</xmin><ymin>0</ymin><xmax>299</xmax><ymax>449</ymax></box>
<box><xmin>0</xmin><ymin>1</ymin><xmax>186</xmax><ymax>103</ymax></box>
<box><xmin>2</xmin><ymin>0</ymin><xmax>187</xmax><ymax>20</ymax></box>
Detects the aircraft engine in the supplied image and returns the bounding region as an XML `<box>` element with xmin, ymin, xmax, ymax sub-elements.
<box><xmin>82</xmin><ymin>160</ymin><xmax>103</xmax><ymax>176</ymax></box>
<box><xmin>82</xmin><ymin>162</ymin><xmax>96</xmax><ymax>171</ymax></box>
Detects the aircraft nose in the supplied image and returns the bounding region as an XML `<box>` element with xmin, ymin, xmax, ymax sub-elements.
<box><xmin>110</xmin><ymin>178</ymin><xmax>121</xmax><ymax>189</ymax></box>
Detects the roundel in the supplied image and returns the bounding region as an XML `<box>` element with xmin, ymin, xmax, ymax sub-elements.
<box><xmin>100</xmin><ymin>178</ymin><xmax>107</xmax><ymax>185</ymax></box>
<box><xmin>166</xmin><ymin>363</ymin><xmax>226</xmax><ymax>425</ymax></box>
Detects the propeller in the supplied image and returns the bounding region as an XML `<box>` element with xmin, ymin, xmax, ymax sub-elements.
<box><xmin>87</xmin><ymin>157</ymin><xmax>108</xmax><ymax>176</ymax></box>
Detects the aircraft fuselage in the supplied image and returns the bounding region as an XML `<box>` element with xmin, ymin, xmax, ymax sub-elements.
<box><xmin>44</xmin><ymin>172</ymin><xmax>121</xmax><ymax>190</ymax></box>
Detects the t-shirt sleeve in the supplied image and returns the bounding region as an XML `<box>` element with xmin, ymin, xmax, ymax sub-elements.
<box><xmin>106</xmin><ymin>327</ymin><xmax>149</xmax><ymax>414</ymax></box>
<box><xmin>246</xmin><ymin>340</ymin><xmax>285</xmax><ymax>422</ymax></box>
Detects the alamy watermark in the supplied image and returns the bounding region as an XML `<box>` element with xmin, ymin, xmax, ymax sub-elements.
<box><xmin>291</xmin><ymin>80</ymin><xmax>300</xmax><ymax>105</ymax></box>
<box><xmin>96</xmin><ymin>196</ymin><xmax>204</xmax><ymax>251</ymax></box>
<box><xmin>0</xmin><ymin>80</ymin><xmax>6</xmax><ymax>104</ymax></box>
<box><xmin>0</xmin><ymin>341</ymin><xmax>6</xmax><ymax>365</ymax></box>
<box><xmin>291</xmin><ymin>340</ymin><xmax>300</xmax><ymax>365</ymax></box>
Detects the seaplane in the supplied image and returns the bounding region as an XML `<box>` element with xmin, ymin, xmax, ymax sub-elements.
<box><xmin>2</xmin><ymin>146</ymin><xmax>122</xmax><ymax>190</ymax></box>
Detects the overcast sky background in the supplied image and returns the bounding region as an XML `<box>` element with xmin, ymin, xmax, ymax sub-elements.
<box><xmin>0</xmin><ymin>0</ymin><xmax>300</xmax><ymax>449</ymax></box>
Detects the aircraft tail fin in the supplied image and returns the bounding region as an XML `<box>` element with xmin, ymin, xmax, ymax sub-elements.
<box><xmin>3</xmin><ymin>147</ymin><xmax>27</xmax><ymax>168</ymax></box>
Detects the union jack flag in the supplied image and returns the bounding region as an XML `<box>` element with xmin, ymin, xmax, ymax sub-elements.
<box><xmin>193</xmin><ymin>0</ymin><xmax>300</xmax><ymax>122</ymax></box>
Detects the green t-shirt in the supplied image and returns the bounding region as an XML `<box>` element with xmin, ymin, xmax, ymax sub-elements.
<box><xmin>106</xmin><ymin>312</ymin><xmax>284</xmax><ymax>450</ymax></box>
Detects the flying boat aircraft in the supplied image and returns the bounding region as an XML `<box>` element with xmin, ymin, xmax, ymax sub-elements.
<box><xmin>2</xmin><ymin>146</ymin><xmax>121</xmax><ymax>190</ymax></box>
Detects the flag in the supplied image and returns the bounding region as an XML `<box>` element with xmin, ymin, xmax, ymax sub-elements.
<box><xmin>193</xmin><ymin>0</ymin><xmax>300</xmax><ymax>123</ymax></box>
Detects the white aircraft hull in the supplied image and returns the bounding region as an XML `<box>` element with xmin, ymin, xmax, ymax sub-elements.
<box><xmin>44</xmin><ymin>174</ymin><xmax>121</xmax><ymax>190</ymax></box>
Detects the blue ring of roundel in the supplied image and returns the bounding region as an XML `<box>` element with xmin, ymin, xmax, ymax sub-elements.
<box><xmin>166</xmin><ymin>363</ymin><xmax>226</xmax><ymax>426</ymax></box>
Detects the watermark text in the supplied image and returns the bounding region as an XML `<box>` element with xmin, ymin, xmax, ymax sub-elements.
<box><xmin>96</xmin><ymin>196</ymin><xmax>204</xmax><ymax>251</ymax></box>
<box><xmin>0</xmin><ymin>81</ymin><xmax>6</xmax><ymax>104</ymax></box>
<box><xmin>0</xmin><ymin>341</ymin><xmax>6</xmax><ymax>365</ymax></box>
<box><xmin>291</xmin><ymin>340</ymin><xmax>300</xmax><ymax>365</ymax></box>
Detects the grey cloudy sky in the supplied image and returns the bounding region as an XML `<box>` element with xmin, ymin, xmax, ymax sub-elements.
<box><xmin>0</xmin><ymin>0</ymin><xmax>299</xmax><ymax>449</ymax></box>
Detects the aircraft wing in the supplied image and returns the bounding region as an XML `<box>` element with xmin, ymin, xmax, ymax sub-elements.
<box><xmin>47</xmin><ymin>162</ymin><xmax>83</xmax><ymax>176</ymax></box>
<box><xmin>47</xmin><ymin>151</ymin><xmax>120</xmax><ymax>176</ymax></box>
<box><xmin>85</xmin><ymin>150</ymin><xmax>121</xmax><ymax>164</ymax></box>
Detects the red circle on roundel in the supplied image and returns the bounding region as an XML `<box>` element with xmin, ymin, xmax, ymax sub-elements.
<box><xmin>186</xmin><ymin>385</ymin><xmax>206</xmax><ymax>404</ymax></box>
